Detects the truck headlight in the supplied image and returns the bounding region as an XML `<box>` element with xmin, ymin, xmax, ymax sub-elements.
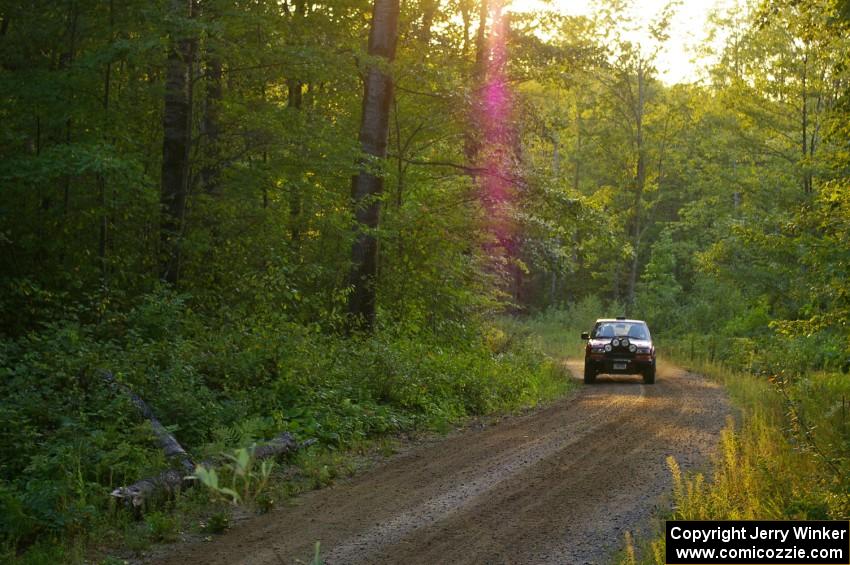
<box><xmin>604</xmin><ymin>344</ymin><xmax>612</xmax><ymax>352</ymax></box>
<box><xmin>629</xmin><ymin>344</ymin><xmax>637</xmax><ymax>352</ymax></box>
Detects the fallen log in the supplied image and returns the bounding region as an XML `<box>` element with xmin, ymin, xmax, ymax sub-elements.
<box><xmin>110</xmin><ymin>468</ymin><xmax>188</xmax><ymax>510</ymax></box>
<box><xmin>102</xmin><ymin>371</ymin><xmax>313</xmax><ymax>510</ymax></box>
<box><xmin>101</xmin><ymin>371</ymin><xmax>193</xmax><ymax>474</ymax></box>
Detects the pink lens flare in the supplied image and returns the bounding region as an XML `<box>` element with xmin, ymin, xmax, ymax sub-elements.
<box><xmin>476</xmin><ymin>0</ymin><xmax>518</xmax><ymax>265</ymax></box>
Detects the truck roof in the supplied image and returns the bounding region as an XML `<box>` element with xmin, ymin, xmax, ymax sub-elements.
<box><xmin>595</xmin><ymin>318</ymin><xmax>647</xmax><ymax>324</ymax></box>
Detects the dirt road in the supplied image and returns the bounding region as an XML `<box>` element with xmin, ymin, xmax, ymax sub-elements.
<box><xmin>155</xmin><ymin>361</ymin><xmax>729</xmax><ymax>565</ymax></box>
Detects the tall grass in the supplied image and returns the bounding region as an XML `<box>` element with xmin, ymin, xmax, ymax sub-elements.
<box><xmin>503</xmin><ymin>296</ymin><xmax>610</xmax><ymax>359</ymax></box>
<box><xmin>621</xmin><ymin>357</ymin><xmax>850</xmax><ymax>564</ymax></box>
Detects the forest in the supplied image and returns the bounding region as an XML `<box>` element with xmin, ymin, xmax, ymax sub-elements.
<box><xmin>1</xmin><ymin>0</ymin><xmax>849</xmax><ymax>562</ymax></box>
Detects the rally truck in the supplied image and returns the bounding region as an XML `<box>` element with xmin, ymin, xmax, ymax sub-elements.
<box><xmin>580</xmin><ymin>317</ymin><xmax>656</xmax><ymax>385</ymax></box>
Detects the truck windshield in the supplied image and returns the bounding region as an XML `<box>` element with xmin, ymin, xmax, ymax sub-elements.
<box><xmin>592</xmin><ymin>322</ymin><xmax>649</xmax><ymax>340</ymax></box>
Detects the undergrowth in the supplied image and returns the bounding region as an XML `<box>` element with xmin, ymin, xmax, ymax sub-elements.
<box><xmin>0</xmin><ymin>288</ymin><xmax>572</xmax><ymax>563</ymax></box>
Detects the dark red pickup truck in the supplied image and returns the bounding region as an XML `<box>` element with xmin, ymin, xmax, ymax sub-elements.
<box><xmin>581</xmin><ymin>317</ymin><xmax>656</xmax><ymax>384</ymax></box>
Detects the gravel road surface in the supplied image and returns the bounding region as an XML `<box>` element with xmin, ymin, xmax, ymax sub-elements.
<box><xmin>153</xmin><ymin>360</ymin><xmax>729</xmax><ymax>565</ymax></box>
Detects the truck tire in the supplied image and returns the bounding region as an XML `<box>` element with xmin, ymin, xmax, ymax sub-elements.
<box><xmin>584</xmin><ymin>364</ymin><xmax>596</xmax><ymax>384</ymax></box>
<box><xmin>643</xmin><ymin>365</ymin><xmax>656</xmax><ymax>384</ymax></box>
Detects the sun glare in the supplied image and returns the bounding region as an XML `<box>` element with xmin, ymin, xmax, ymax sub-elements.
<box><xmin>506</xmin><ymin>0</ymin><xmax>744</xmax><ymax>84</ymax></box>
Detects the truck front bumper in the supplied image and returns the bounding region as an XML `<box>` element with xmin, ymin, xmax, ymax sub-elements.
<box><xmin>586</xmin><ymin>355</ymin><xmax>653</xmax><ymax>375</ymax></box>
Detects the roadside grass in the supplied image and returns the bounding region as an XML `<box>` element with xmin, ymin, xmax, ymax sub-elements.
<box><xmin>502</xmin><ymin>296</ymin><xmax>606</xmax><ymax>360</ymax></box>
<box><xmin>616</xmin><ymin>355</ymin><xmax>850</xmax><ymax>565</ymax></box>
<box><xmin>494</xmin><ymin>316</ymin><xmax>580</xmax><ymax>397</ymax></box>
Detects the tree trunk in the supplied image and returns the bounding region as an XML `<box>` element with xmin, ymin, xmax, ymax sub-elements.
<box><xmin>801</xmin><ymin>49</ymin><xmax>812</xmax><ymax>194</ymax></box>
<box><xmin>549</xmin><ymin>270</ymin><xmax>557</xmax><ymax>305</ymax></box>
<box><xmin>288</xmin><ymin>78</ymin><xmax>303</xmax><ymax>242</ymax></box>
<box><xmin>573</xmin><ymin>97</ymin><xmax>582</xmax><ymax>190</ymax></box>
<box><xmin>460</xmin><ymin>0</ymin><xmax>471</xmax><ymax>56</ymax></box>
<box><xmin>159</xmin><ymin>0</ymin><xmax>195</xmax><ymax>284</ymax></box>
<box><xmin>58</xmin><ymin>3</ymin><xmax>79</xmax><ymax>268</ymax></box>
<box><xmin>419</xmin><ymin>0</ymin><xmax>439</xmax><ymax>45</ymax></box>
<box><xmin>99</xmin><ymin>0</ymin><xmax>115</xmax><ymax>286</ymax></box>
<box><xmin>474</xmin><ymin>0</ymin><xmax>488</xmax><ymax>82</ymax></box>
<box><xmin>287</xmin><ymin>0</ymin><xmax>306</xmax><ymax>243</ymax></box>
<box><xmin>626</xmin><ymin>63</ymin><xmax>646</xmax><ymax>311</ymax></box>
<box><xmin>201</xmin><ymin>54</ymin><xmax>222</xmax><ymax>196</ymax></box>
<box><xmin>393</xmin><ymin>97</ymin><xmax>404</xmax><ymax>209</ymax></box>
<box><xmin>551</xmin><ymin>131</ymin><xmax>559</xmax><ymax>176</ymax></box>
<box><xmin>464</xmin><ymin>0</ymin><xmax>488</xmax><ymax>164</ymax></box>
<box><xmin>347</xmin><ymin>0</ymin><xmax>401</xmax><ymax>331</ymax></box>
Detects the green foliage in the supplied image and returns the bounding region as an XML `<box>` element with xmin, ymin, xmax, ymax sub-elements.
<box><xmin>143</xmin><ymin>512</ymin><xmax>179</xmax><ymax>544</ymax></box>
<box><xmin>0</xmin><ymin>288</ymin><xmax>565</xmax><ymax>558</ymax></box>
<box><xmin>203</xmin><ymin>511</ymin><xmax>231</xmax><ymax>535</ymax></box>
<box><xmin>192</xmin><ymin>448</ymin><xmax>275</xmax><ymax>507</ymax></box>
<box><xmin>636</xmin><ymin>231</ymin><xmax>683</xmax><ymax>330</ymax></box>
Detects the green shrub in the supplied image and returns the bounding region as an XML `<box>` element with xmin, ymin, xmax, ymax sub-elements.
<box><xmin>203</xmin><ymin>511</ymin><xmax>230</xmax><ymax>535</ymax></box>
<box><xmin>143</xmin><ymin>512</ymin><xmax>178</xmax><ymax>543</ymax></box>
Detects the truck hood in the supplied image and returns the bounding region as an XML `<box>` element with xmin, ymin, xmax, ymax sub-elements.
<box><xmin>589</xmin><ymin>338</ymin><xmax>651</xmax><ymax>347</ymax></box>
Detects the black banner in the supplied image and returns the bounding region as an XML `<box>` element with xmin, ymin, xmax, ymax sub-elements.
<box><xmin>666</xmin><ymin>520</ymin><xmax>850</xmax><ymax>564</ymax></box>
